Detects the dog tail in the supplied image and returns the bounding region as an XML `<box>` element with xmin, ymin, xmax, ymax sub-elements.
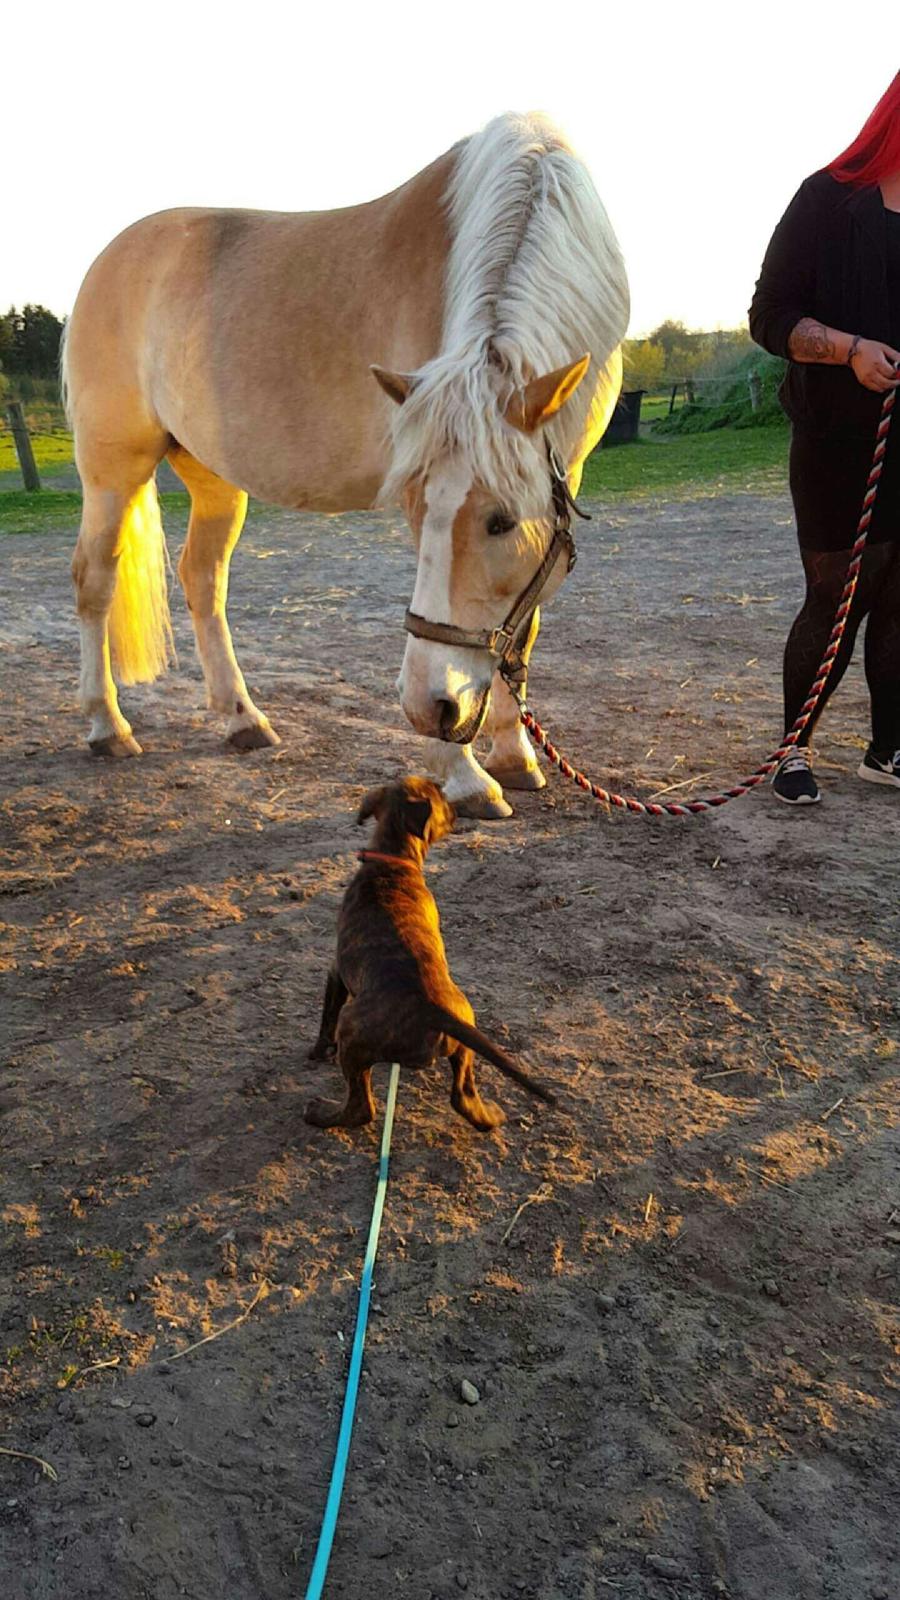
<box><xmin>425</xmin><ymin>1006</ymin><xmax>556</xmax><ymax>1105</ymax></box>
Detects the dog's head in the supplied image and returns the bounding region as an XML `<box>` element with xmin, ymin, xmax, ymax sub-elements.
<box><xmin>356</xmin><ymin>775</ymin><xmax>456</xmax><ymax>850</ymax></box>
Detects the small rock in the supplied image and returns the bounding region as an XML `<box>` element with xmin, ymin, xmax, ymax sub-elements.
<box><xmin>117</xmin><ymin>1456</ymin><xmax>132</xmax><ymax>1471</ymax></box>
<box><xmin>763</xmin><ymin>1279</ymin><xmax>779</xmax><ymax>1298</ymax></box>
<box><xmin>446</xmin><ymin>1411</ymin><xmax>460</xmax><ymax>1429</ymax></box>
<box><xmin>783</xmin><ymin>1346</ymin><xmax>797</xmax><ymax>1357</ymax></box>
<box><xmin>456</xmin><ymin>1575</ymin><xmax>469</xmax><ymax>1591</ymax></box>
<box><xmin>596</xmin><ymin>1292</ymin><xmax>616</xmax><ymax>1313</ymax></box>
<box><xmin>460</xmin><ymin>1380</ymin><xmax>480</xmax><ymax>1406</ymax></box>
<box><xmin>169</xmin><ymin>1452</ymin><xmax>184</xmax><ymax>1467</ymax></box>
<box><xmin>646</xmin><ymin>1555</ymin><xmax>685</xmax><ymax>1579</ymax></box>
<box><xmin>135</xmin><ymin>1413</ymin><xmax>156</xmax><ymax>1428</ymax></box>
<box><xmin>110</xmin><ymin>1397</ymin><xmax>133</xmax><ymax>1410</ymax></box>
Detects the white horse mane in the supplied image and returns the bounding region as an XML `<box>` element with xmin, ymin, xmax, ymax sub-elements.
<box><xmin>379</xmin><ymin>111</ymin><xmax>630</xmax><ymax>516</ymax></box>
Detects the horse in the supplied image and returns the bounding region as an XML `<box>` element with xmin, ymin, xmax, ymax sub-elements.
<box><xmin>64</xmin><ymin>111</ymin><xmax>629</xmax><ymax>817</ymax></box>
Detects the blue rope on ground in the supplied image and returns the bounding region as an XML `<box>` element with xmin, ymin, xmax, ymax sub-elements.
<box><xmin>304</xmin><ymin>1063</ymin><xmax>401</xmax><ymax>1600</ymax></box>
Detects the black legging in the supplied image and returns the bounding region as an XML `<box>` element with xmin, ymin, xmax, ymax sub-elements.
<box><xmin>783</xmin><ymin>541</ymin><xmax>900</xmax><ymax>751</ymax></box>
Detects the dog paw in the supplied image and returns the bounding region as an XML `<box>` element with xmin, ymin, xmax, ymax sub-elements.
<box><xmin>304</xmin><ymin>1096</ymin><xmax>374</xmax><ymax>1129</ymax></box>
<box><xmin>306</xmin><ymin>1042</ymin><xmax>336</xmax><ymax>1064</ymax></box>
<box><xmin>454</xmin><ymin>1095</ymin><xmax>506</xmax><ymax>1131</ymax></box>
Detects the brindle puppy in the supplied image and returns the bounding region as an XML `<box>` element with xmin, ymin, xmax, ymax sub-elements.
<box><xmin>306</xmin><ymin>776</ymin><xmax>555</xmax><ymax>1131</ymax></box>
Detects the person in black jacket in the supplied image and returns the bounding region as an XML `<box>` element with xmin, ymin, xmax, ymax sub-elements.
<box><xmin>749</xmin><ymin>72</ymin><xmax>900</xmax><ymax>804</ymax></box>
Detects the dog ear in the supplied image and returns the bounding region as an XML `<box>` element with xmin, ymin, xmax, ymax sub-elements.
<box><xmin>403</xmin><ymin>795</ymin><xmax>434</xmax><ymax>841</ymax></box>
<box><xmin>356</xmin><ymin>785</ymin><xmax>387</xmax><ymax>825</ymax></box>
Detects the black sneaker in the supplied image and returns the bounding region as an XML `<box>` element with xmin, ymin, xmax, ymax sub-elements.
<box><xmin>772</xmin><ymin>748</ymin><xmax>820</xmax><ymax>805</ymax></box>
<box><xmin>858</xmin><ymin>746</ymin><xmax>900</xmax><ymax>787</ymax></box>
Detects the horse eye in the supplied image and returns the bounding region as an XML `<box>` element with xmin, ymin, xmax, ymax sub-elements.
<box><xmin>487</xmin><ymin>512</ymin><xmax>517</xmax><ymax>537</ymax></box>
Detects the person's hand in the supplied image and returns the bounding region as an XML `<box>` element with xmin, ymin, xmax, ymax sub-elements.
<box><xmin>849</xmin><ymin>338</ymin><xmax>900</xmax><ymax>391</ymax></box>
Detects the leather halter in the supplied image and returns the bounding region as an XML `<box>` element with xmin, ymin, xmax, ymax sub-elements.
<box><xmin>403</xmin><ymin>444</ymin><xmax>590</xmax><ymax>687</ymax></box>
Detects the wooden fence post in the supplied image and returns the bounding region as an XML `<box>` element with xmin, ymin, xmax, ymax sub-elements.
<box><xmin>6</xmin><ymin>401</ymin><xmax>41</xmax><ymax>491</ymax></box>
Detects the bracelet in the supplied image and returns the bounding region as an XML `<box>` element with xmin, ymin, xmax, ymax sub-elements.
<box><xmin>847</xmin><ymin>335</ymin><xmax>862</xmax><ymax>366</ymax></box>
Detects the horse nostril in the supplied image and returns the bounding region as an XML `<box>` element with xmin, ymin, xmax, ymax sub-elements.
<box><xmin>436</xmin><ymin>697</ymin><xmax>459</xmax><ymax>737</ymax></box>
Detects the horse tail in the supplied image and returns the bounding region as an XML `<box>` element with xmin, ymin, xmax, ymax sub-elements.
<box><xmin>107</xmin><ymin>478</ymin><xmax>176</xmax><ymax>686</ymax></box>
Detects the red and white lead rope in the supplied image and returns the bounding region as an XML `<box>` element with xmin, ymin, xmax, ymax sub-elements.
<box><xmin>513</xmin><ymin>385</ymin><xmax>897</xmax><ymax>818</ymax></box>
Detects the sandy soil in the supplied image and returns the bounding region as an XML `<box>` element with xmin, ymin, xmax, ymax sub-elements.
<box><xmin>1</xmin><ymin>491</ymin><xmax>898</xmax><ymax>1600</ymax></box>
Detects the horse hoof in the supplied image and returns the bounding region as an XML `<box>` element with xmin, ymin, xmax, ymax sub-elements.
<box><xmin>452</xmin><ymin>792</ymin><xmax>514</xmax><ymax>820</ymax></box>
<box><xmin>89</xmin><ymin>733</ymin><xmax>142</xmax><ymax>758</ymax></box>
<box><xmin>484</xmin><ymin>762</ymin><xmax>546</xmax><ymax>791</ymax></box>
<box><xmin>227</xmin><ymin>722</ymin><xmax>281</xmax><ymax>752</ymax></box>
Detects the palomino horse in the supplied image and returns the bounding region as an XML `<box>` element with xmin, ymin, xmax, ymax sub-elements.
<box><xmin>64</xmin><ymin>112</ymin><xmax>629</xmax><ymax>817</ymax></box>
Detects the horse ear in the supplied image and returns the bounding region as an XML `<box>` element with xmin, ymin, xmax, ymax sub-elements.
<box><xmin>504</xmin><ymin>355</ymin><xmax>591</xmax><ymax>434</ymax></box>
<box><xmin>356</xmin><ymin>785</ymin><xmax>387</xmax><ymax>824</ymax></box>
<box><xmin>371</xmin><ymin>366</ymin><xmax>417</xmax><ymax>407</ymax></box>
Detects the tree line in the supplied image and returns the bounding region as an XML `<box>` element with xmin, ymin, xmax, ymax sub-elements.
<box><xmin>0</xmin><ymin>306</ymin><xmax>66</xmax><ymax>381</ymax></box>
<box><xmin>624</xmin><ymin>320</ymin><xmax>753</xmax><ymax>392</ymax></box>
<box><xmin>0</xmin><ymin>304</ymin><xmax>750</xmax><ymax>397</ymax></box>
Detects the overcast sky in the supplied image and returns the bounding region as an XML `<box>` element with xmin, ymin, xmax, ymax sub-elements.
<box><xmin>4</xmin><ymin>2</ymin><xmax>896</xmax><ymax>336</ymax></box>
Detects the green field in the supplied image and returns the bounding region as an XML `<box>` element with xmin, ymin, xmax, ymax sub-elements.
<box><xmin>582</xmin><ymin>425</ymin><xmax>789</xmax><ymax>499</ymax></box>
<box><xmin>0</xmin><ymin>429</ymin><xmax>73</xmax><ymax>478</ymax></box>
<box><xmin>0</xmin><ymin>424</ymin><xmax>790</xmax><ymax>535</ymax></box>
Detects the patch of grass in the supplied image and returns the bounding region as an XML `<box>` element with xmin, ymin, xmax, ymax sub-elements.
<box><xmin>0</xmin><ymin>490</ymin><xmax>83</xmax><ymax>533</ymax></box>
<box><xmin>0</xmin><ymin>489</ymin><xmax>191</xmax><ymax>535</ymax></box>
<box><xmin>1</xmin><ymin>427</ymin><xmax>791</xmax><ymax>532</ymax></box>
<box><xmin>94</xmin><ymin>1246</ymin><xmax>126</xmax><ymax>1271</ymax></box>
<box><xmin>583</xmin><ymin>425</ymin><xmax>789</xmax><ymax>501</ymax></box>
<box><xmin>0</xmin><ymin>429</ymin><xmax>74</xmax><ymax>476</ymax></box>
<box><xmin>653</xmin><ymin>351</ymin><xmax>787</xmax><ymax>435</ymax></box>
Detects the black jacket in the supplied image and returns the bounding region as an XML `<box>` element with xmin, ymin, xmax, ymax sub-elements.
<box><xmin>749</xmin><ymin>171</ymin><xmax>893</xmax><ymax>438</ymax></box>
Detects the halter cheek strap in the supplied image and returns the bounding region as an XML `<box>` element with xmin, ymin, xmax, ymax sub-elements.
<box><xmin>403</xmin><ymin>443</ymin><xmax>589</xmax><ymax>687</ymax></box>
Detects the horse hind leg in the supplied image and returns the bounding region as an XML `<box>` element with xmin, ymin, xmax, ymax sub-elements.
<box><xmin>72</xmin><ymin>444</ymin><xmax>174</xmax><ymax>757</ymax></box>
<box><xmin>168</xmin><ymin>446</ymin><xmax>279</xmax><ymax>750</ymax></box>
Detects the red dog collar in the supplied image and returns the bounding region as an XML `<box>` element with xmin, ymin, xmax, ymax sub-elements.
<box><xmin>357</xmin><ymin>850</ymin><xmax>420</xmax><ymax>869</ymax></box>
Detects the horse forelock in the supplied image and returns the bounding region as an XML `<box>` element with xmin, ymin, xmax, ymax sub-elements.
<box><xmin>377</xmin><ymin>110</ymin><xmax>630</xmax><ymax>515</ymax></box>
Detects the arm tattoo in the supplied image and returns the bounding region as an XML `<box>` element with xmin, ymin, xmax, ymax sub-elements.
<box><xmin>789</xmin><ymin>318</ymin><xmax>836</xmax><ymax>362</ymax></box>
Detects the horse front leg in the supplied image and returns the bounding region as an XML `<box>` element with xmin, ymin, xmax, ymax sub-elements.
<box><xmin>169</xmin><ymin>448</ymin><xmax>279</xmax><ymax>750</ymax></box>
<box><xmin>421</xmin><ymin>609</ymin><xmax>543</xmax><ymax>817</ymax></box>
<box><xmin>421</xmin><ymin>739</ymin><xmax>513</xmax><ymax>819</ymax></box>
<box><xmin>485</xmin><ymin>607</ymin><xmax>545</xmax><ymax>791</ymax></box>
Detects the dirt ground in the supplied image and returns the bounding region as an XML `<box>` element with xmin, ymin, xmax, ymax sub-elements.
<box><xmin>1</xmin><ymin>489</ymin><xmax>898</xmax><ymax>1600</ymax></box>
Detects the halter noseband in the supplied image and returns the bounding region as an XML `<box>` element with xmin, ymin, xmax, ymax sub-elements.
<box><xmin>403</xmin><ymin>444</ymin><xmax>590</xmax><ymax>688</ymax></box>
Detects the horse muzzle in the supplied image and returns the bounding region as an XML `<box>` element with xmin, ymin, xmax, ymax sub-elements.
<box><xmin>399</xmin><ymin>635</ymin><xmax>493</xmax><ymax>743</ymax></box>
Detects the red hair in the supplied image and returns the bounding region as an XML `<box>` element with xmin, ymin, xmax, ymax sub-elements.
<box><xmin>826</xmin><ymin>72</ymin><xmax>900</xmax><ymax>186</ymax></box>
